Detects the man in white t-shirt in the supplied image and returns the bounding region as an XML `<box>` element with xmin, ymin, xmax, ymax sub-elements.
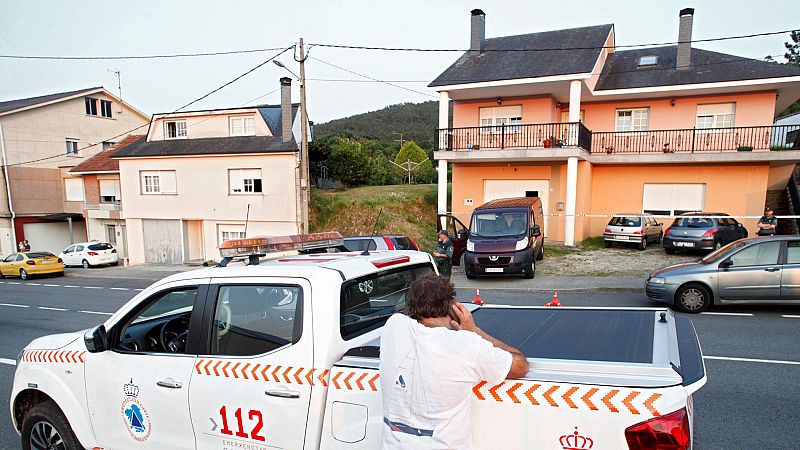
<box><xmin>379</xmin><ymin>274</ymin><xmax>529</xmax><ymax>449</ymax></box>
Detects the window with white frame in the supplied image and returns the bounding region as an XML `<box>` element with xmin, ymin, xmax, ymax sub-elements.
<box><xmin>99</xmin><ymin>179</ymin><xmax>121</xmax><ymax>203</ymax></box>
<box><xmin>64</xmin><ymin>178</ymin><xmax>85</xmax><ymax>202</ymax></box>
<box><xmin>479</xmin><ymin>105</ymin><xmax>522</xmax><ymax>132</ymax></box>
<box><xmin>642</xmin><ymin>183</ymin><xmax>705</xmax><ymax>216</ymax></box>
<box><xmin>218</xmin><ymin>225</ymin><xmax>246</xmax><ymax>245</ymax></box>
<box><xmin>140</xmin><ymin>170</ymin><xmax>177</xmax><ymax>194</ymax></box>
<box><xmin>229</xmin><ymin>116</ymin><xmax>256</xmax><ymax>136</ymax></box>
<box><xmin>164</xmin><ymin>120</ymin><xmax>187</xmax><ymax>139</ymax></box>
<box><xmin>229</xmin><ymin>168</ymin><xmax>263</xmax><ymax>194</ymax></box>
<box><xmin>696</xmin><ymin>103</ymin><xmax>735</xmax><ymax>129</ymax></box>
<box><xmin>65</xmin><ymin>140</ymin><xmax>79</xmax><ymax>156</ymax></box>
<box><xmin>616</xmin><ymin>108</ymin><xmax>650</xmax><ymax>132</ymax></box>
<box><xmin>100</xmin><ymin>100</ymin><xmax>112</xmax><ymax>118</ymax></box>
<box><xmin>85</xmin><ymin>98</ymin><xmax>98</xmax><ymax>116</ymax></box>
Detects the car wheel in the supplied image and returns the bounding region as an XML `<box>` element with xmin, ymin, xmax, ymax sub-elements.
<box><xmin>21</xmin><ymin>400</ymin><xmax>82</xmax><ymax>450</ymax></box>
<box><xmin>81</xmin><ymin>259</ymin><xmax>90</xmax><ymax>269</ymax></box>
<box><xmin>56</xmin><ymin>271</ymin><xmax>65</xmax><ymax>277</ymax></box>
<box><xmin>675</xmin><ymin>284</ymin><xmax>712</xmax><ymax>313</ymax></box>
<box><xmin>604</xmin><ymin>241</ymin><xmax>612</xmax><ymax>248</ymax></box>
<box><xmin>112</xmin><ymin>260</ymin><xmax>119</xmax><ymax>266</ymax></box>
<box><xmin>524</xmin><ymin>260</ymin><xmax>535</xmax><ymax>279</ymax></box>
<box><xmin>712</xmin><ymin>240</ymin><xmax>722</xmax><ymax>252</ymax></box>
<box><xmin>19</xmin><ymin>269</ymin><xmax>28</xmax><ymax>280</ymax></box>
<box><xmin>536</xmin><ymin>246</ymin><xmax>544</xmax><ymax>261</ymax></box>
<box><xmin>465</xmin><ymin>270</ymin><xmax>476</xmax><ymax>280</ymax></box>
<box><xmin>665</xmin><ymin>248</ymin><xmax>676</xmax><ymax>255</ymax></box>
<box><xmin>638</xmin><ymin>238</ymin><xmax>648</xmax><ymax>251</ymax></box>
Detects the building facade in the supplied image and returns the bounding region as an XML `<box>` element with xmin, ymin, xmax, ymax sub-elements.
<box><xmin>432</xmin><ymin>9</ymin><xmax>800</xmax><ymax>245</ymax></box>
<box><xmin>0</xmin><ymin>87</ymin><xmax>149</xmax><ymax>255</ymax></box>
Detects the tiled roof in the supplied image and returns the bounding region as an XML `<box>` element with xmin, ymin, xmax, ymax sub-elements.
<box><xmin>256</xmin><ymin>103</ymin><xmax>300</xmax><ymax>137</ymax></box>
<box><xmin>112</xmin><ymin>135</ymin><xmax>297</xmax><ymax>158</ymax></box>
<box><xmin>429</xmin><ymin>25</ymin><xmax>613</xmax><ymax>87</ymax></box>
<box><xmin>0</xmin><ymin>87</ymin><xmax>102</xmax><ymax>114</ymax></box>
<box><xmin>595</xmin><ymin>46</ymin><xmax>800</xmax><ymax>90</ymax></box>
<box><xmin>69</xmin><ymin>135</ymin><xmax>144</xmax><ymax>173</ymax></box>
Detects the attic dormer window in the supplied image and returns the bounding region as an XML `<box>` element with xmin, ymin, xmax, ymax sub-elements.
<box><xmin>638</xmin><ymin>56</ymin><xmax>659</xmax><ymax>67</ymax></box>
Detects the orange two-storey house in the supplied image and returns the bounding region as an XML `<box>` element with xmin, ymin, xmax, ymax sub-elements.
<box><xmin>431</xmin><ymin>8</ymin><xmax>800</xmax><ymax>245</ymax></box>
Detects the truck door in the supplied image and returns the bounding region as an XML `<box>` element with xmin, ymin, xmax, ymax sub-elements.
<box><xmin>190</xmin><ymin>278</ymin><xmax>314</xmax><ymax>449</ymax></box>
<box><xmin>85</xmin><ymin>281</ymin><xmax>207</xmax><ymax>448</ymax></box>
<box><xmin>438</xmin><ymin>214</ymin><xmax>469</xmax><ymax>266</ymax></box>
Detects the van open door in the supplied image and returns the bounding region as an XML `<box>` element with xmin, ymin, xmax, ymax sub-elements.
<box><xmin>437</xmin><ymin>214</ymin><xmax>469</xmax><ymax>266</ymax></box>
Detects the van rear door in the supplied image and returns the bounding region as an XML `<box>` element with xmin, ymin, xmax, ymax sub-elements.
<box><xmin>438</xmin><ymin>214</ymin><xmax>469</xmax><ymax>265</ymax></box>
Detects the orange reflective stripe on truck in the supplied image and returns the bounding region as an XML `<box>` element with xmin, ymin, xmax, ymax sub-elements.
<box><xmin>22</xmin><ymin>350</ymin><xmax>85</xmax><ymax>364</ymax></box>
<box><xmin>193</xmin><ymin>358</ymin><xmax>329</xmax><ymax>387</ymax></box>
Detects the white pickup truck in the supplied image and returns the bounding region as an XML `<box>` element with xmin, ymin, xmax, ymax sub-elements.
<box><xmin>10</xmin><ymin>233</ymin><xmax>706</xmax><ymax>450</ymax></box>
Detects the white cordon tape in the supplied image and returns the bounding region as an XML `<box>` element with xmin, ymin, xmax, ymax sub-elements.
<box><xmin>444</xmin><ymin>212</ymin><xmax>797</xmax><ymax>219</ymax></box>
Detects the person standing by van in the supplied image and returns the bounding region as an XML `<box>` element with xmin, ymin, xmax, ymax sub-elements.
<box><xmin>757</xmin><ymin>207</ymin><xmax>778</xmax><ymax>236</ymax></box>
<box><xmin>432</xmin><ymin>230</ymin><xmax>453</xmax><ymax>279</ymax></box>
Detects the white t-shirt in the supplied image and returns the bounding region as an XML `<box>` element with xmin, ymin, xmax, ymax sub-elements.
<box><xmin>379</xmin><ymin>313</ymin><xmax>513</xmax><ymax>450</ymax></box>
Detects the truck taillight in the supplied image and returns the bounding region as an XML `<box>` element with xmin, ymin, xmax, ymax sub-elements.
<box><xmin>702</xmin><ymin>228</ymin><xmax>718</xmax><ymax>237</ymax></box>
<box><xmin>88</xmin><ymin>251</ymin><xmax>99</xmax><ymax>256</ymax></box>
<box><xmin>625</xmin><ymin>408</ymin><xmax>690</xmax><ymax>450</ymax></box>
<box><xmin>382</xmin><ymin>236</ymin><xmax>396</xmax><ymax>250</ymax></box>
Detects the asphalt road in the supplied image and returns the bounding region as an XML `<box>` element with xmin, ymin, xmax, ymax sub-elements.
<box><xmin>1</xmin><ymin>270</ymin><xmax>798</xmax><ymax>449</ymax></box>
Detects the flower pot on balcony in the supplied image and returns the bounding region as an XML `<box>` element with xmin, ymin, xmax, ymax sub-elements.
<box><xmin>737</xmin><ymin>146</ymin><xmax>753</xmax><ymax>152</ymax></box>
<box><xmin>543</xmin><ymin>138</ymin><xmax>552</xmax><ymax>148</ymax></box>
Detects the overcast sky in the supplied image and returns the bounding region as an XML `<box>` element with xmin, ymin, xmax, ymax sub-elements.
<box><xmin>0</xmin><ymin>0</ymin><xmax>797</xmax><ymax>124</ymax></box>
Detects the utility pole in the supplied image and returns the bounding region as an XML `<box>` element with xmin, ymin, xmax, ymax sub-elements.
<box><xmin>108</xmin><ymin>69</ymin><xmax>122</xmax><ymax>101</ymax></box>
<box><xmin>299</xmin><ymin>38</ymin><xmax>310</xmax><ymax>233</ymax></box>
<box><xmin>393</xmin><ymin>132</ymin><xmax>406</xmax><ymax>149</ymax></box>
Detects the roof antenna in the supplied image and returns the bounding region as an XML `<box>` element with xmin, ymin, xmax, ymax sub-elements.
<box><xmin>362</xmin><ymin>207</ymin><xmax>383</xmax><ymax>255</ymax></box>
<box><xmin>244</xmin><ymin>203</ymin><xmax>251</xmax><ymax>238</ymax></box>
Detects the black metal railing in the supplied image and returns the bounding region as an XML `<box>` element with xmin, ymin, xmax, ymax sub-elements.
<box><xmin>590</xmin><ymin>124</ymin><xmax>800</xmax><ymax>154</ymax></box>
<box><xmin>435</xmin><ymin>122</ymin><xmax>586</xmax><ymax>151</ymax></box>
<box><xmin>787</xmin><ymin>171</ymin><xmax>800</xmax><ymax>234</ymax></box>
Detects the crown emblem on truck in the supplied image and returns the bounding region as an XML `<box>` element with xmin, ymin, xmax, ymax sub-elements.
<box><xmin>560</xmin><ymin>427</ymin><xmax>593</xmax><ymax>450</ymax></box>
<box><xmin>123</xmin><ymin>378</ymin><xmax>140</xmax><ymax>398</ymax></box>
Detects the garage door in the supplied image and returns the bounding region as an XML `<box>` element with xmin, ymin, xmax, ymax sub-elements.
<box><xmin>643</xmin><ymin>184</ymin><xmax>706</xmax><ymax>217</ymax></box>
<box><xmin>23</xmin><ymin>222</ymin><xmax>87</xmax><ymax>255</ymax></box>
<box><xmin>142</xmin><ymin>219</ymin><xmax>182</xmax><ymax>264</ymax></box>
<box><xmin>484</xmin><ymin>179</ymin><xmax>549</xmax><ymax>235</ymax></box>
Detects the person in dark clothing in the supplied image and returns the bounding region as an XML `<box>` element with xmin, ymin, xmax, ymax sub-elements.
<box><xmin>432</xmin><ymin>230</ymin><xmax>454</xmax><ymax>279</ymax></box>
<box><xmin>23</xmin><ymin>240</ymin><xmax>30</xmax><ymax>251</ymax></box>
<box><xmin>757</xmin><ymin>207</ymin><xmax>778</xmax><ymax>236</ymax></box>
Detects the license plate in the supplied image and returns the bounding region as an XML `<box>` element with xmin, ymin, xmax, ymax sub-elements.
<box><xmin>485</xmin><ymin>268</ymin><xmax>504</xmax><ymax>273</ymax></box>
<box><xmin>41</xmin><ymin>259</ymin><xmax>53</xmax><ymax>264</ymax></box>
<box><xmin>616</xmin><ymin>236</ymin><xmax>628</xmax><ymax>240</ymax></box>
<box><xmin>675</xmin><ymin>242</ymin><xmax>695</xmax><ymax>247</ymax></box>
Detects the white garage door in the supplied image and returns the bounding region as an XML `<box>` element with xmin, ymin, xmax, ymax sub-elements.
<box><xmin>643</xmin><ymin>184</ymin><xmax>706</xmax><ymax>217</ymax></box>
<box><xmin>23</xmin><ymin>222</ymin><xmax>87</xmax><ymax>255</ymax></box>
<box><xmin>483</xmin><ymin>179</ymin><xmax>549</xmax><ymax>235</ymax></box>
<box><xmin>142</xmin><ymin>219</ymin><xmax>182</xmax><ymax>264</ymax></box>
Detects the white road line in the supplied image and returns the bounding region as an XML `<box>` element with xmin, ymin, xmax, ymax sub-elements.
<box><xmin>82</xmin><ymin>286</ymin><xmax>103</xmax><ymax>290</ymax></box>
<box><xmin>0</xmin><ymin>303</ymin><xmax>29</xmax><ymax>308</ymax></box>
<box><xmin>42</xmin><ymin>284</ymin><xmax>60</xmax><ymax>287</ymax></box>
<box><xmin>26</xmin><ymin>283</ymin><xmax>41</xmax><ymax>286</ymax></box>
<box><xmin>37</xmin><ymin>306</ymin><xmax>68</xmax><ymax>311</ymax></box>
<box><xmin>8</xmin><ymin>282</ymin><xmax>21</xmax><ymax>285</ymax></box>
<box><xmin>0</xmin><ymin>358</ymin><xmax>15</xmax><ymax>366</ymax></box>
<box><xmin>699</xmin><ymin>312</ymin><xmax>754</xmax><ymax>316</ymax></box>
<box><xmin>110</xmin><ymin>287</ymin><xmax>130</xmax><ymax>291</ymax></box>
<box><xmin>782</xmin><ymin>314</ymin><xmax>800</xmax><ymax>318</ymax></box>
<box><xmin>704</xmin><ymin>355</ymin><xmax>800</xmax><ymax>366</ymax></box>
<box><xmin>79</xmin><ymin>310</ymin><xmax>112</xmax><ymax>316</ymax></box>
<box><xmin>63</xmin><ymin>285</ymin><xmax>80</xmax><ymax>288</ymax></box>
<box><xmin>134</xmin><ymin>289</ymin><xmax>144</xmax><ymax>291</ymax></box>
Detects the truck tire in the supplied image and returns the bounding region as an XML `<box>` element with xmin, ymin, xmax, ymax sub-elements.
<box><xmin>465</xmin><ymin>270</ymin><xmax>475</xmax><ymax>280</ymax></box>
<box><xmin>675</xmin><ymin>283</ymin><xmax>712</xmax><ymax>313</ymax></box>
<box><xmin>535</xmin><ymin>246</ymin><xmax>544</xmax><ymax>261</ymax></box>
<box><xmin>524</xmin><ymin>260</ymin><xmax>535</xmax><ymax>279</ymax></box>
<box><xmin>21</xmin><ymin>400</ymin><xmax>82</xmax><ymax>450</ymax></box>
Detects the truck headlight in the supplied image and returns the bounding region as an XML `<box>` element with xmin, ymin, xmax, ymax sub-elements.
<box><xmin>466</xmin><ymin>240</ymin><xmax>474</xmax><ymax>252</ymax></box>
<box><xmin>649</xmin><ymin>277</ymin><xmax>666</xmax><ymax>284</ymax></box>
<box><xmin>515</xmin><ymin>237</ymin><xmax>529</xmax><ymax>251</ymax></box>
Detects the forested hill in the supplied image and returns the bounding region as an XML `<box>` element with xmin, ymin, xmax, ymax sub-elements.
<box><xmin>314</xmin><ymin>101</ymin><xmax>437</xmax><ymax>150</ymax></box>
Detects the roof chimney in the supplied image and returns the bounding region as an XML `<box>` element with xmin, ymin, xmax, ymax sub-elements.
<box><xmin>280</xmin><ymin>77</ymin><xmax>293</xmax><ymax>143</ymax></box>
<box><xmin>676</xmin><ymin>8</ymin><xmax>694</xmax><ymax>70</ymax></box>
<box><xmin>470</xmin><ymin>9</ymin><xmax>485</xmax><ymax>53</ymax></box>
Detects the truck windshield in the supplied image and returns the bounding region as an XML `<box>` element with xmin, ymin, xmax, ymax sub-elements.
<box><xmin>469</xmin><ymin>210</ymin><xmax>528</xmax><ymax>238</ymax></box>
<box><xmin>340</xmin><ymin>263</ymin><xmax>434</xmax><ymax>340</ymax></box>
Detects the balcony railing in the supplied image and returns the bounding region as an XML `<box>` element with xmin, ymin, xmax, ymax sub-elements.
<box><xmin>435</xmin><ymin>122</ymin><xmax>591</xmax><ymax>152</ymax></box>
<box><xmin>83</xmin><ymin>201</ymin><xmax>122</xmax><ymax>211</ymax></box>
<box><xmin>435</xmin><ymin>123</ymin><xmax>800</xmax><ymax>155</ymax></box>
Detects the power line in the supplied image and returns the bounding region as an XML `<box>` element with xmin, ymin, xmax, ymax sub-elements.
<box><xmin>5</xmin><ymin>47</ymin><xmax>294</xmax><ymax>168</ymax></box>
<box><xmin>309</xmin><ymin>29</ymin><xmax>798</xmax><ymax>53</ymax></box>
<box><xmin>0</xmin><ymin>46</ymin><xmax>291</xmax><ymax>61</ymax></box>
<box><xmin>310</xmin><ymin>56</ymin><xmax>437</xmax><ymax>99</ymax></box>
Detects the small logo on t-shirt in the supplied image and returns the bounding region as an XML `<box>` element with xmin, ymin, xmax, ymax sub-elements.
<box><xmin>395</xmin><ymin>374</ymin><xmax>407</xmax><ymax>390</ymax></box>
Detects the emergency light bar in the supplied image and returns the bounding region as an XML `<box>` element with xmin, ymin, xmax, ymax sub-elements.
<box><xmin>218</xmin><ymin>232</ymin><xmax>345</xmax><ymax>266</ymax></box>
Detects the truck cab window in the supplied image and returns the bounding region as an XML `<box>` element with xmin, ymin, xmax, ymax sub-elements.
<box><xmin>211</xmin><ymin>285</ymin><xmax>302</xmax><ymax>356</ymax></box>
<box><xmin>116</xmin><ymin>287</ymin><xmax>198</xmax><ymax>354</ymax></box>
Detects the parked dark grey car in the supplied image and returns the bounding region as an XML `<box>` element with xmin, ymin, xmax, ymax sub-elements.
<box><xmin>663</xmin><ymin>212</ymin><xmax>747</xmax><ymax>254</ymax></box>
<box><xmin>646</xmin><ymin>236</ymin><xmax>798</xmax><ymax>313</ymax></box>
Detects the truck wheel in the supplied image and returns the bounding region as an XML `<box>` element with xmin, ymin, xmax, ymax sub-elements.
<box><xmin>665</xmin><ymin>248</ymin><xmax>676</xmax><ymax>255</ymax></box>
<box><xmin>535</xmin><ymin>247</ymin><xmax>544</xmax><ymax>261</ymax></box>
<box><xmin>604</xmin><ymin>241</ymin><xmax>612</xmax><ymax>248</ymax></box>
<box><xmin>524</xmin><ymin>261</ymin><xmax>535</xmax><ymax>279</ymax></box>
<box><xmin>638</xmin><ymin>238</ymin><xmax>648</xmax><ymax>251</ymax></box>
<box><xmin>21</xmin><ymin>400</ymin><xmax>81</xmax><ymax>450</ymax></box>
<box><xmin>465</xmin><ymin>270</ymin><xmax>475</xmax><ymax>280</ymax></box>
<box><xmin>675</xmin><ymin>284</ymin><xmax>711</xmax><ymax>313</ymax></box>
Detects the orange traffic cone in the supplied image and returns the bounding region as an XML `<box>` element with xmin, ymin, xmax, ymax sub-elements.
<box><xmin>472</xmin><ymin>289</ymin><xmax>486</xmax><ymax>305</ymax></box>
<box><xmin>544</xmin><ymin>290</ymin><xmax>562</xmax><ymax>307</ymax></box>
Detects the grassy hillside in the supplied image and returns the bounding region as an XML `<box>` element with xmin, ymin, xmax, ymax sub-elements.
<box><xmin>310</xmin><ymin>184</ymin><xmax>439</xmax><ymax>252</ymax></box>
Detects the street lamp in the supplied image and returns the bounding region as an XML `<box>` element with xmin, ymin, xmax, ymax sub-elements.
<box><xmin>273</xmin><ymin>60</ymin><xmax>299</xmax><ymax>80</ymax></box>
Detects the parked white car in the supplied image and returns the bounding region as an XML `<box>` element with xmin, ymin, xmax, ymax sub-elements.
<box><xmin>59</xmin><ymin>242</ymin><xmax>119</xmax><ymax>268</ymax></box>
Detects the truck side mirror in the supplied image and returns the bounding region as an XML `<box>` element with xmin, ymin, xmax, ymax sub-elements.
<box><xmin>531</xmin><ymin>224</ymin><xmax>541</xmax><ymax>237</ymax></box>
<box><xmin>458</xmin><ymin>229</ymin><xmax>469</xmax><ymax>239</ymax></box>
<box><xmin>84</xmin><ymin>325</ymin><xmax>108</xmax><ymax>353</ymax></box>
<box><xmin>719</xmin><ymin>260</ymin><xmax>733</xmax><ymax>269</ymax></box>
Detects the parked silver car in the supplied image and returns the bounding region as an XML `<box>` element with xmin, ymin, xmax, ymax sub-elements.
<box><xmin>603</xmin><ymin>214</ymin><xmax>663</xmax><ymax>250</ymax></box>
<box><xmin>646</xmin><ymin>236</ymin><xmax>798</xmax><ymax>313</ymax></box>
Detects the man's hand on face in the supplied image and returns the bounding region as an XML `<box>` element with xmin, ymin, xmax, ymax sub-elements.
<box><xmin>450</xmin><ymin>302</ymin><xmax>478</xmax><ymax>332</ymax></box>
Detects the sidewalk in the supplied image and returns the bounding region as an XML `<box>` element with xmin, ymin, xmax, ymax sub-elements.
<box><xmin>65</xmin><ymin>263</ymin><xmax>197</xmax><ymax>281</ymax></box>
<box><xmin>449</xmin><ymin>266</ymin><xmax>643</xmax><ymax>292</ymax></box>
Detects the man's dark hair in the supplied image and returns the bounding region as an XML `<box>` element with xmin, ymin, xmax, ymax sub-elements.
<box><xmin>405</xmin><ymin>273</ymin><xmax>456</xmax><ymax>320</ymax></box>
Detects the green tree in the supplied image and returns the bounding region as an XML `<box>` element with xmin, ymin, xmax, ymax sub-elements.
<box><xmin>327</xmin><ymin>138</ymin><xmax>371</xmax><ymax>187</ymax></box>
<box><xmin>769</xmin><ymin>31</ymin><xmax>800</xmax><ymax>118</ymax></box>
<box><xmin>394</xmin><ymin>141</ymin><xmax>436</xmax><ymax>184</ymax></box>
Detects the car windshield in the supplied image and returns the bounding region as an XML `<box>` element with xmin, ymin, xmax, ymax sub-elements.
<box><xmin>469</xmin><ymin>210</ymin><xmax>528</xmax><ymax>238</ymax></box>
<box><xmin>701</xmin><ymin>240</ymin><xmax>747</xmax><ymax>263</ymax></box>
<box><xmin>87</xmin><ymin>243</ymin><xmax>113</xmax><ymax>250</ymax></box>
<box><xmin>25</xmin><ymin>252</ymin><xmax>55</xmax><ymax>258</ymax></box>
<box><xmin>672</xmin><ymin>217</ymin><xmax>714</xmax><ymax>228</ymax></box>
<box><xmin>609</xmin><ymin>216</ymin><xmax>642</xmax><ymax>227</ymax></box>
